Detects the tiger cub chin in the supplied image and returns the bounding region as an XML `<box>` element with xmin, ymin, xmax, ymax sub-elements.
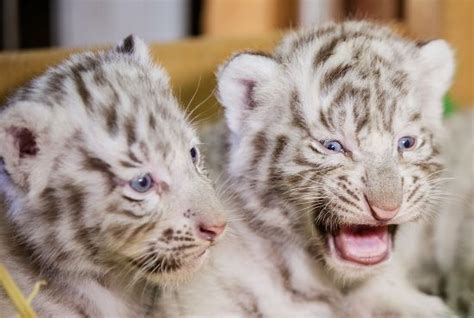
<box><xmin>160</xmin><ymin>21</ymin><xmax>456</xmax><ymax>317</ymax></box>
<box><xmin>0</xmin><ymin>35</ymin><xmax>226</xmax><ymax>316</ymax></box>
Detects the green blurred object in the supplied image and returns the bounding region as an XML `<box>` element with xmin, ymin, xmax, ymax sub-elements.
<box><xmin>443</xmin><ymin>94</ymin><xmax>456</xmax><ymax>117</ymax></box>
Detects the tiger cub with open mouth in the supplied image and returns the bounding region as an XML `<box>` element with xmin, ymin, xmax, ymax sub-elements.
<box><xmin>0</xmin><ymin>36</ymin><xmax>226</xmax><ymax>316</ymax></box>
<box><xmin>160</xmin><ymin>21</ymin><xmax>455</xmax><ymax>317</ymax></box>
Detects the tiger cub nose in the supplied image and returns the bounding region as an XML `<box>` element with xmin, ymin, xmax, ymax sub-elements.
<box><xmin>364</xmin><ymin>195</ymin><xmax>401</xmax><ymax>221</ymax></box>
<box><xmin>370</xmin><ymin>204</ymin><xmax>400</xmax><ymax>221</ymax></box>
<box><xmin>197</xmin><ymin>222</ymin><xmax>227</xmax><ymax>241</ymax></box>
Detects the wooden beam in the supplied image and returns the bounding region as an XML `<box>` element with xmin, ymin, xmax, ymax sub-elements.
<box><xmin>202</xmin><ymin>0</ymin><xmax>298</xmax><ymax>36</ymax></box>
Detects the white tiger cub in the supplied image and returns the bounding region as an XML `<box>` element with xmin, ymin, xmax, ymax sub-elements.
<box><xmin>160</xmin><ymin>21</ymin><xmax>456</xmax><ymax>317</ymax></box>
<box><xmin>0</xmin><ymin>36</ymin><xmax>226</xmax><ymax>316</ymax></box>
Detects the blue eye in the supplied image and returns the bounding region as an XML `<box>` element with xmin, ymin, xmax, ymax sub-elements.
<box><xmin>322</xmin><ymin>140</ymin><xmax>344</xmax><ymax>153</ymax></box>
<box><xmin>190</xmin><ymin>147</ymin><xmax>199</xmax><ymax>163</ymax></box>
<box><xmin>130</xmin><ymin>174</ymin><xmax>154</xmax><ymax>193</ymax></box>
<box><xmin>398</xmin><ymin>136</ymin><xmax>416</xmax><ymax>151</ymax></box>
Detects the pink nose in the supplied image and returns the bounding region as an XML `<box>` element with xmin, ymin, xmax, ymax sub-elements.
<box><xmin>197</xmin><ymin>222</ymin><xmax>227</xmax><ymax>241</ymax></box>
<box><xmin>370</xmin><ymin>204</ymin><xmax>400</xmax><ymax>221</ymax></box>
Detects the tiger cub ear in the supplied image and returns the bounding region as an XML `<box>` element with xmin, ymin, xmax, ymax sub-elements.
<box><xmin>216</xmin><ymin>52</ymin><xmax>280</xmax><ymax>134</ymax></box>
<box><xmin>114</xmin><ymin>34</ymin><xmax>151</xmax><ymax>64</ymax></box>
<box><xmin>418</xmin><ymin>40</ymin><xmax>455</xmax><ymax>95</ymax></box>
<box><xmin>0</xmin><ymin>103</ymin><xmax>51</xmax><ymax>189</ymax></box>
<box><xmin>417</xmin><ymin>40</ymin><xmax>455</xmax><ymax>120</ymax></box>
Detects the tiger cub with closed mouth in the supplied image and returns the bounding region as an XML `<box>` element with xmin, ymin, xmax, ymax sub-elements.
<box><xmin>161</xmin><ymin>21</ymin><xmax>455</xmax><ymax>317</ymax></box>
<box><xmin>0</xmin><ymin>36</ymin><xmax>226</xmax><ymax>316</ymax></box>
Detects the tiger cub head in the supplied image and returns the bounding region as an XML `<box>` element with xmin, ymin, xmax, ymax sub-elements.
<box><xmin>0</xmin><ymin>35</ymin><xmax>226</xmax><ymax>285</ymax></box>
<box><xmin>217</xmin><ymin>21</ymin><xmax>454</xmax><ymax>282</ymax></box>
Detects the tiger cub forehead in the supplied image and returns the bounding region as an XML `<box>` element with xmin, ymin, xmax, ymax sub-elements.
<box><xmin>2</xmin><ymin>49</ymin><xmax>198</xmax><ymax>183</ymax></box>
<box><xmin>7</xmin><ymin>48</ymin><xmax>195</xmax><ymax>148</ymax></box>
<box><xmin>261</xmin><ymin>21</ymin><xmax>453</xmax><ymax>142</ymax></box>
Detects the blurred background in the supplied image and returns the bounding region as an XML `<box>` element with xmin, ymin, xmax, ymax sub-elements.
<box><xmin>0</xmin><ymin>0</ymin><xmax>472</xmax><ymax>107</ymax></box>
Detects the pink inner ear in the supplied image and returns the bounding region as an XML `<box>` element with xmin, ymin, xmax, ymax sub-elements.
<box><xmin>240</xmin><ymin>79</ymin><xmax>257</xmax><ymax>109</ymax></box>
<box><xmin>9</xmin><ymin>127</ymin><xmax>39</xmax><ymax>158</ymax></box>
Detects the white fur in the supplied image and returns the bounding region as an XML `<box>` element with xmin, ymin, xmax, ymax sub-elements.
<box><xmin>161</xmin><ymin>21</ymin><xmax>457</xmax><ymax>317</ymax></box>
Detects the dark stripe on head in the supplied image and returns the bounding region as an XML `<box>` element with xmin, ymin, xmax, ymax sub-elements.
<box><xmin>128</xmin><ymin>150</ymin><xmax>142</xmax><ymax>164</ymax></box>
<box><xmin>103</xmin><ymin>104</ymin><xmax>118</xmax><ymax>135</ymax></box>
<box><xmin>309</xmin><ymin>144</ymin><xmax>324</xmax><ymax>155</ymax></box>
<box><xmin>72</xmin><ymin>68</ymin><xmax>94</xmax><ymax>112</ymax></box>
<box><xmin>313</xmin><ymin>36</ymin><xmax>345</xmax><ymax>68</ymax></box>
<box><xmin>119</xmin><ymin>160</ymin><xmax>139</xmax><ymax>168</ymax></box>
<box><xmin>139</xmin><ymin>141</ymin><xmax>150</xmax><ymax>162</ymax></box>
<box><xmin>376</xmin><ymin>88</ymin><xmax>387</xmax><ymax>115</ymax></box>
<box><xmin>289</xmin><ymin>24</ymin><xmax>337</xmax><ymax>55</ymax></box>
<box><xmin>272</xmin><ymin>135</ymin><xmax>289</xmax><ymax>163</ymax></box>
<box><xmin>290</xmin><ymin>91</ymin><xmax>309</xmax><ymax>133</ymax></box>
<box><xmin>293</xmin><ymin>154</ymin><xmax>322</xmax><ymax>170</ymax></box>
<box><xmin>326</xmin><ymin>103</ymin><xmax>342</xmax><ymax>130</ymax></box>
<box><xmin>93</xmin><ymin>68</ymin><xmax>106</xmax><ymax>86</ymax></box>
<box><xmin>81</xmin><ymin>152</ymin><xmax>116</xmax><ymax>193</ymax></box>
<box><xmin>148</xmin><ymin>112</ymin><xmax>157</xmax><ymax>131</ymax></box>
<box><xmin>383</xmin><ymin>99</ymin><xmax>397</xmax><ymax>132</ymax></box>
<box><xmin>43</xmin><ymin>72</ymin><xmax>68</xmax><ymax>105</ymax></box>
<box><xmin>74</xmin><ymin>73</ymin><xmax>92</xmax><ymax>111</ymax></box>
<box><xmin>320</xmin><ymin>64</ymin><xmax>352</xmax><ymax>93</ymax></box>
<box><xmin>319</xmin><ymin>109</ymin><xmax>331</xmax><ymax>130</ymax></box>
<box><xmin>124</xmin><ymin>114</ymin><xmax>137</xmax><ymax>146</ymax></box>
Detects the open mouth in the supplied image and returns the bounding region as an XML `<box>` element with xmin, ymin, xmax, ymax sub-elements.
<box><xmin>328</xmin><ymin>224</ymin><xmax>397</xmax><ymax>266</ymax></box>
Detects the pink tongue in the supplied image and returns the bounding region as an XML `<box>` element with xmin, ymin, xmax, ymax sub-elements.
<box><xmin>333</xmin><ymin>225</ymin><xmax>389</xmax><ymax>265</ymax></box>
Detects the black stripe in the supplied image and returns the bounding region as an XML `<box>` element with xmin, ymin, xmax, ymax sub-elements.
<box><xmin>289</xmin><ymin>90</ymin><xmax>311</xmax><ymax>135</ymax></box>
<box><xmin>73</xmin><ymin>69</ymin><xmax>93</xmax><ymax>111</ymax></box>
<box><xmin>309</xmin><ymin>144</ymin><xmax>324</xmax><ymax>155</ymax></box>
<box><xmin>124</xmin><ymin>115</ymin><xmax>137</xmax><ymax>146</ymax></box>
<box><xmin>320</xmin><ymin>64</ymin><xmax>352</xmax><ymax>93</ymax></box>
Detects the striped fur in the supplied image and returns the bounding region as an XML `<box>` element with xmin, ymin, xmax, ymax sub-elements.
<box><xmin>0</xmin><ymin>36</ymin><xmax>226</xmax><ymax>316</ymax></box>
<box><xmin>161</xmin><ymin>21</ymin><xmax>455</xmax><ymax>317</ymax></box>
